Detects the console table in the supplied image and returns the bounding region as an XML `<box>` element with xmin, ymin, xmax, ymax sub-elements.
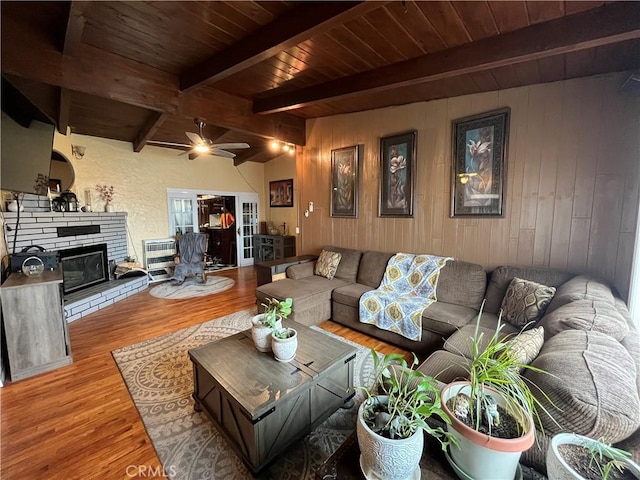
<box><xmin>255</xmin><ymin>254</ymin><xmax>318</xmax><ymax>286</ymax></box>
<box><xmin>1</xmin><ymin>267</ymin><xmax>72</xmax><ymax>381</ymax></box>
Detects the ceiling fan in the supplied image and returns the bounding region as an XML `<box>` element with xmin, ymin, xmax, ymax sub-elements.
<box><xmin>148</xmin><ymin>118</ymin><xmax>250</xmax><ymax>159</ymax></box>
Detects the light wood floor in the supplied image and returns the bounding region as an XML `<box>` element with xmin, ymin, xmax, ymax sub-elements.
<box><xmin>0</xmin><ymin>267</ymin><xmax>410</xmax><ymax>479</ymax></box>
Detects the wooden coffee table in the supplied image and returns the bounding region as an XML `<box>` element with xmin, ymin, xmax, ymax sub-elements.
<box><xmin>188</xmin><ymin>320</ymin><xmax>358</xmax><ymax>474</ymax></box>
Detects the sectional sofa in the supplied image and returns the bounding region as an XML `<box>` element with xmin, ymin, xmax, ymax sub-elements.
<box><xmin>254</xmin><ymin>246</ymin><xmax>640</xmax><ymax>473</ymax></box>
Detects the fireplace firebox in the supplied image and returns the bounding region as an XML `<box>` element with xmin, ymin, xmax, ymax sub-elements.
<box><xmin>58</xmin><ymin>244</ymin><xmax>109</xmax><ymax>295</ymax></box>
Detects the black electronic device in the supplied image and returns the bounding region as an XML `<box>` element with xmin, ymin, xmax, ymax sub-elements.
<box><xmin>10</xmin><ymin>245</ymin><xmax>58</xmax><ymax>272</ymax></box>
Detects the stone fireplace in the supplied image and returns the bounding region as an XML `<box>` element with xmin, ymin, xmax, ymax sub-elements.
<box><xmin>3</xmin><ymin>208</ymin><xmax>148</xmax><ymax>322</ymax></box>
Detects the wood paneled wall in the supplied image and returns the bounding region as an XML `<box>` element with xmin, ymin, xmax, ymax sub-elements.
<box><xmin>297</xmin><ymin>73</ymin><xmax>640</xmax><ymax>300</ymax></box>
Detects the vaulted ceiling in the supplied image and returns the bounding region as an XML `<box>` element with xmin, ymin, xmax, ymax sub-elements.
<box><xmin>2</xmin><ymin>1</ymin><xmax>639</xmax><ymax>165</ymax></box>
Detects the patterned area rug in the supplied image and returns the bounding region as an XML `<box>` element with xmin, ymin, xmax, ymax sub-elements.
<box><xmin>149</xmin><ymin>276</ymin><xmax>235</xmax><ymax>299</ymax></box>
<box><xmin>112</xmin><ymin>308</ymin><xmax>375</xmax><ymax>480</ymax></box>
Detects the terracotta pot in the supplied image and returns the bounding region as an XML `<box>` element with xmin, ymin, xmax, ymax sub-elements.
<box><xmin>441</xmin><ymin>381</ymin><xmax>535</xmax><ymax>480</ymax></box>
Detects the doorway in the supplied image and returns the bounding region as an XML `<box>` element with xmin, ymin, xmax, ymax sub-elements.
<box><xmin>167</xmin><ymin>188</ymin><xmax>259</xmax><ymax>270</ymax></box>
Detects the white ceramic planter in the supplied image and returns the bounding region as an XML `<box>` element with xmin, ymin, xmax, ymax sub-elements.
<box><xmin>271</xmin><ymin>328</ymin><xmax>297</xmax><ymax>362</ymax></box>
<box><xmin>441</xmin><ymin>382</ymin><xmax>534</xmax><ymax>480</ymax></box>
<box><xmin>547</xmin><ymin>433</ymin><xmax>640</xmax><ymax>480</ymax></box>
<box><xmin>356</xmin><ymin>395</ymin><xmax>423</xmax><ymax>480</ymax></box>
<box><xmin>251</xmin><ymin>314</ymin><xmax>281</xmax><ymax>352</ymax></box>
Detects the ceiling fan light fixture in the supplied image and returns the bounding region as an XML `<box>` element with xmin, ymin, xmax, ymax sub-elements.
<box><xmin>194</xmin><ymin>144</ymin><xmax>210</xmax><ymax>153</ymax></box>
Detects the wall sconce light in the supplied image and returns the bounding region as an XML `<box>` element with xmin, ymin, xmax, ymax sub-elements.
<box><xmin>304</xmin><ymin>201</ymin><xmax>314</xmax><ymax>217</ymax></box>
<box><xmin>71</xmin><ymin>145</ymin><xmax>86</xmax><ymax>160</ymax></box>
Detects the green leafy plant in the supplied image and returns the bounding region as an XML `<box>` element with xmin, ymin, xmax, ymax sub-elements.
<box><xmin>357</xmin><ymin>348</ymin><xmax>456</xmax><ymax>448</ymax></box>
<box><xmin>272</xmin><ymin>326</ymin><xmax>296</xmax><ymax>340</ymax></box>
<box><xmin>582</xmin><ymin>438</ymin><xmax>633</xmax><ymax>480</ymax></box>
<box><xmin>452</xmin><ymin>301</ymin><xmax>558</xmax><ymax>438</ymax></box>
<box><xmin>259</xmin><ymin>297</ymin><xmax>292</xmax><ymax>328</ymax></box>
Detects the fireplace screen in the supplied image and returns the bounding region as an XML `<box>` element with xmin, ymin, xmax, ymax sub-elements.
<box><xmin>59</xmin><ymin>244</ymin><xmax>109</xmax><ymax>294</ymax></box>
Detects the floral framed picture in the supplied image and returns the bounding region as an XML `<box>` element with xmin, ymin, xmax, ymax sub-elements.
<box><xmin>269</xmin><ymin>179</ymin><xmax>293</xmax><ymax>207</ymax></box>
<box><xmin>379</xmin><ymin>130</ymin><xmax>416</xmax><ymax>217</ymax></box>
<box><xmin>451</xmin><ymin>107</ymin><xmax>510</xmax><ymax>217</ymax></box>
<box><xmin>330</xmin><ymin>145</ymin><xmax>362</xmax><ymax>218</ymax></box>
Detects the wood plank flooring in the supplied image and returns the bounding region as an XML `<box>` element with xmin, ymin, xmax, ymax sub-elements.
<box><xmin>0</xmin><ymin>267</ymin><xmax>410</xmax><ymax>479</ymax></box>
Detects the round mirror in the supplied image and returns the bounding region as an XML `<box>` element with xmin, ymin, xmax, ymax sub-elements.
<box><xmin>49</xmin><ymin>150</ymin><xmax>75</xmax><ymax>193</ymax></box>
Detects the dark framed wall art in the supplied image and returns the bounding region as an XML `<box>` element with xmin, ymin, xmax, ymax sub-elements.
<box><xmin>379</xmin><ymin>130</ymin><xmax>417</xmax><ymax>217</ymax></box>
<box><xmin>330</xmin><ymin>144</ymin><xmax>362</xmax><ymax>218</ymax></box>
<box><xmin>269</xmin><ymin>179</ymin><xmax>293</xmax><ymax>207</ymax></box>
<box><xmin>451</xmin><ymin>107</ymin><xmax>510</xmax><ymax>217</ymax></box>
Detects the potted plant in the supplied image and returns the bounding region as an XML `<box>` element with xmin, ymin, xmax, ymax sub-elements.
<box><xmin>355</xmin><ymin>348</ymin><xmax>456</xmax><ymax>480</ymax></box>
<box><xmin>440</xmin><ymin>308</ymin><xmax>556</xmax><ymax>480</ymax></box>
<box><xmin>251</xmin><ymin>297</ymin><xmax>292</xmax><ymax>352</ymax></box>
<box><xmin>547</xmin><ymin>433</ymin><xmax>640</xmax><ymax>480</ymax></box>
<box><xmin>96</xmin><ymin>184</ymin><xmax>115</xmax><ymax>212</ymax></box>
<box><xmin>271</xmin><ymin>326</ymin><xmax>297</xmax><ymax>362</ymax></box>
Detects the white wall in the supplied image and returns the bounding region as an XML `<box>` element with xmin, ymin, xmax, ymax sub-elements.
<box><xmin>53</xmin><ymin>134</ymin><xmax>265</xmax><ymax>261</ymax></box>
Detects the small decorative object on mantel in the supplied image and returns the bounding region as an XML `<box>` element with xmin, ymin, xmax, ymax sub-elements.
<box><xmin>7</xmin><ymin>192</ymin><xmax>25</xmax><ymax>212</ymax></box>
<box><xmin>96</xmin><ymin>184</ymin><xmax>115</xmax><ymax>212</ymax></box>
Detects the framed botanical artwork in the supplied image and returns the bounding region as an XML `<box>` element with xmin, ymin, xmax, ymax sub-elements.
<box><xmin>269</xmin><ymin>179</ymin><xmax>293</xmax><ymax>207</ymax></box>
<box><xmin>379</xmin><ymin>130</ymin><xmax>417</xmax><ymax>217</ymax></box>
<box><xmin>451</xmin><ymin>107</ymin><xmax>510</xmax><ymax>217</ymax></box>
<box><xmin>330</xmin><ymin>144</ymin><xmax>362</xmax><ymax>218</ymax></box>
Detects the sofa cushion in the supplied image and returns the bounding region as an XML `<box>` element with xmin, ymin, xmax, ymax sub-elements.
<box><xmin>332</xmin><ymin>283</ymin><xmax>374</xmax><ymax>308</ymax></box>
<box><xmin>500</xmin><ymin>277</ymin><xmax>556</xmax><ymax>328</ymax></box>
<box><xmin>505</xmin><ymin>326</ymin><xmax>544</xmax><ymax>372</ymax></box>
<box><xmin>539</xmin><ymin>299</ymin><xmax>630</xmax><ymax>341</ymax></box>
<box><xmin>314</xmin><ymin>249</ymin><xmax>342</xmax><ymax>279</ymax></box>
<box><xmin>422</xmin><ymin>302</ymin><xmax>480</xmax><ymax>336</ymax></box>
<box><xmin>546</xmin><ymin>275</ymin><xmax>615</xmax><ymax>313</ymax></box>
<box><xmin>357</xmin><ymin>251</ymin><xmax>394</xmax><ymax>288</ymax></box>
<box><xmin>436</xmin><ymin>260</ymin><xmax>487</xmax><ymax>310</ymax></box>
<box><xmin>418</xmin><ymin>350</ymin><xmax>469</xmax><ymax>384</ymax></box>
<box><xmin>286</xmin><ymin>261</ymin><xmax>314</xmax><ymax>279</ymax></box>
<box><xmin>256</xmin><ymin>276</ymin><xmax>350</xmax><ymax>310</ymax></box>
<box><xmin>524</xmin><ymin>330</ymin><xmax>640</xmax><ymax>442</ymax></box>
<box><xmin>324</xmin><ymin>246</ymin><xmax>362</xmax><ymax>283</ymax></box>
<box><xmin>484</xmin><ymin>266</ymin><xmax>574</xmax><ymax>314</ymax></box>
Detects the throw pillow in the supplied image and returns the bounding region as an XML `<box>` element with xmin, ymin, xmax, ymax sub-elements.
<box><xmin>314</xmin><ymin>250</ymin><xmax>342</xmax><ymax>280</ymax></box>
<box><xmin>500</xmin><ymin>277</ymin><xmax>556</xmax><ymax>328</ymax></box>
<box><xmin>505</xmin><ymin>326</ymin><xmax>544</xmax><ymax>372</ymax></box>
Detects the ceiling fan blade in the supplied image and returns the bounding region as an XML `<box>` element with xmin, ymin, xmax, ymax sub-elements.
<box><xmin>185</xmin><ymin>131</ymin><xmax>204</xmax><ymax>144</ymax></box>
<box><xmin>211</xmin><ymin>142</ymin><xmax>250</xmax><ymax>150</ymax></box>
<box><xmin>210</xmin><ymin>149</ymin><xmax>236</xmax><ymax>158</ymax></box>
<box><xmin>147</xmin><ymin>140</ymin><xmax>191</xmax><ymax>148</ymax></box>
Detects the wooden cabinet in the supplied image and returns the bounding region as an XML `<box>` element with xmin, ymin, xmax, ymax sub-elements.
<box><xmin>253</xmin><ymin>235</ymin><xmax>296</xmax><ymax>262</ymax></box>
<box><xmin>1</xmin><ymin>267</ymin><xmax>72</xmax><ymax>381</ymax></box>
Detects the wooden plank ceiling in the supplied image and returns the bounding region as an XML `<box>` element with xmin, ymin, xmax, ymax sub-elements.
<box><xmin>2</xmin><ymin>1</ymin><xmax>639</xmax><ymax>165</ymax></box>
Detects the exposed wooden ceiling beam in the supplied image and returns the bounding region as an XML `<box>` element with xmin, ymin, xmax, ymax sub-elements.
<box><xmin>1</xmin><ymin>15</ymin><xmax>306</xmax><ymax>145</ymax></box>
<box><xmin>254</xmin><ymin>2</ymin><xmax>640</xmax><ymax>114</ymax></box>
<box><xmin>58</xmin><ymin>87</ymin><xmax>71</xmax><ymax>135</ymax></box>
<box><xmin>62</xmin><ymin>1</ymin><xmax>88</xmax><ymax>56</ymax></box>
<box><xmin>233</xmin><ymin>145</ymin><xmax>268</xmax><ymax>167</ymax></box>
<box><xmin>179</xmin><ymin>1</ymin><xmax>379</xmax><ymax>92</ymax></box>
<box><xmin>133</xmin><ymin>111</ymin><xmax>168</xmax><ymax>152</ymax></box>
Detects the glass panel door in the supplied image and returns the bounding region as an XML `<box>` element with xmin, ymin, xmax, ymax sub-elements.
<box><xmin>237</xmin><ymin>193</ymin><xmax>259</xmax><ymax>267</ymax></box>
<box><xmin>167</xmin><ymin>191</ymin><xmax>198</xmax><ymax>236</ymax></box>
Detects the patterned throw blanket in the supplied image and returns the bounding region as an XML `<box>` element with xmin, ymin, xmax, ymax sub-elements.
<box><xmin>359</xmin><ymin>253</ymin><xmax>452</xmax><ymax>341</ymax></box>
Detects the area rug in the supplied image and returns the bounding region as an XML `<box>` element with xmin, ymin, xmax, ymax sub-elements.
<box><xmin>149</xmin><ymin>276</ymin><xmax>235</xmax><ymax>299</ymax></box>
<box><xmin>112</xmin><ymin>308</ymin><xmax>376</xmax><ymax>480</ymax></box>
